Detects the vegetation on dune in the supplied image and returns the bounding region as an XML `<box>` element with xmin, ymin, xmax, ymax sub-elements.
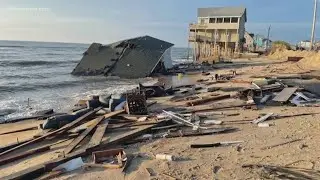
<box><xmin>270</xmin><ymin>41</ymin><xmax>291</xmax><ymax>53</ymax></box>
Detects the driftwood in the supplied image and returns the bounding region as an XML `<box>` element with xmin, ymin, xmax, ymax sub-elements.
<box><xmin>186</xmin><ymin>94</ymin><xmax>231</xmax><ymax>106</ymax></box>
<box><xmin>0</xmin><ymin>107</ymin><xmax>102</xmax><ymax>158</ymax></box>
<box><xmin>261</xmin><ymin>139</ymin><xmax>302</xmax><ymax>150</ymax></box>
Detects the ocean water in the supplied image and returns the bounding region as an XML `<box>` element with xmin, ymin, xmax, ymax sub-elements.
<box><xmin>0</xmin><ymin>40</ymin><xmax>192</xmax><ymax>122</ymax></box>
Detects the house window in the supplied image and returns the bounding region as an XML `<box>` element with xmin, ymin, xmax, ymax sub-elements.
<box><xmin>200</xmin><ymin>18</ymin><xmax>205</xmax><ymax>24</ymax></box>
<box><xmin>231</xmin><ymin>17</ymin><xmax>238</xmax><ymax>23</ymax></box>
<box><xmin>217</xmin><ymin>18</ymin><xmax>223</xmax><ymax>23</ymax></box>
<box><xmin>209</xmin><ymin>18</ymin><xmax>216</xmax><ymax>23</ymax></box>
<box><xmin>224</xmin><ymin>18</ymin><xmax>231</xmax><ymax>23</ymax></box>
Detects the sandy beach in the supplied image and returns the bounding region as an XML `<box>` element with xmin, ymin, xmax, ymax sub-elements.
<box><xmin>2</xmin><ymin>58</ymin><xmax>320</xmax><ymax>179</ymax></box>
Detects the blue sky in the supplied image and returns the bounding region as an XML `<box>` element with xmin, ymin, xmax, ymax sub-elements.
<box><xmin>0</xmin><ymin>0</ymin><xmax>318</xmax><ymax>46</ymax></box>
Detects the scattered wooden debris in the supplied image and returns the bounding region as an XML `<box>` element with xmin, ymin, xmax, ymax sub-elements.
<box><xmin>164</xmin><ymin>128</ymin><xmax>235</xmax><ymax>138</ymax></box>
<box><xmin>273</xmin><ymin>87</ymin><xmax>298</xmax><ymax>103</ymax></box>
<box><xmin>0</xmin><ymin>107</ymin><xmax>102</xmax><ymax>157</ymax></box>
<box><xmin>63</xmin><ymin>116</ymin><xmax>106</xmax><ymax>154</ymax></box>
<box><xmin>186</xmin><ymin>94</ymin><xmax>231</xmax><ymax>106</ymax></box>
<box><xmin>252</xmin><ymin>113</ymin><xmax>274</xmax><ymax>124</ymax></box>
<box><xmin>92</xmin><ymin>148</ymin><xmax>126</xmax><ymax>168</ymax></box>
<box><xmin>86</xmin><ymin>124</ymin><xmax>108</xmax><ymax>148</ymax></box>
<box><xmin>0</xmin><ymin>145</ymin><xmax>50</xmax><ymax>166</ymax></box>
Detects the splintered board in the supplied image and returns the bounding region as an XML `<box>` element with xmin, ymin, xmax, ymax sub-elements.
<box><xmin>272</xmin><ymin>88</ymin><xmax>298</xmax><ymax>102</ymax></box>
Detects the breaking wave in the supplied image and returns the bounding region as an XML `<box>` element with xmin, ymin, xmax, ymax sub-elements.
<box><xmin>0</xmin><ymin>60</ymin><xmax>79</xmax><ymax>67</ymax></box>
<box><xmin>0</xmin><ymin>78</ymin><xmax>136</xmax><ymax>93</ymax></box>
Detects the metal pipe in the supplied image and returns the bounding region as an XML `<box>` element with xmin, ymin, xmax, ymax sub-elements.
<box><xmin>311</xmin><ymin>0</ymin><xmax>318</xmax><ymax>50</ymax></box>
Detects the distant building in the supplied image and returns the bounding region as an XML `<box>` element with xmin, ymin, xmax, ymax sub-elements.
<box><xmin>72</xmin><ymin>35</ymin><xmax>174</xmax><ymax>78</ymax></box>
<box><xmin>244</xmin><ymin>31</ymin><xmax>255</xmax><ymax>52</ymax></box>
<box><xmin>297</xmin><ymin>40</ymin><xmax>311</xmax><ymax>50</ymax></box>
<box><xmin>188</xmin><ymin>6</ymin><xmax>247</xmax><ymax>61</ymax></box>
<box><xmin>244</xmin><ymin>32</ymin><xmax>271</xmax><ymax>52</ymax></box>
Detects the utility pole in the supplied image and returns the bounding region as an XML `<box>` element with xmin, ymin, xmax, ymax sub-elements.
<box><xmin>311</xmin><ymin>0</ymin><xmax>318</xmax><ymax>50</ymax></box>
<box><xmin>266</xmin><ymin>25</ymin><xmax>271</xmax><ymax>50</ymax></box>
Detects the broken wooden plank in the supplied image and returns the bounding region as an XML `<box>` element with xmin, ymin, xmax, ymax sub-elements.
<box><xmin>36</xmin><ymin>170</ymin><xmax>65</xmax><ymax>180</ymax></box>
<box><xmin>87</xmin><ymin>124</ymin><xmax>108</xmax><ymax>148</ymax></box>
<box><xmin>272</xmin><ymin>87</ymin><xmax>298</xmax><ymax>102</ymax></box>
<box><xmin>4</xmin><ymin>121</ymin><xmax>167</xmax><ymax>180</ymax></box>
<box><xmin>186</xmin><ymin>94</ymin><xmax>231</xmax><ymax>106</ymax></box>
<box><xmin>261</xmin><ymin>139</ymin><xmax>302</xmax><ymax>150</ymax></box>
<box><xmin>183</xmin><ymin>102</ymin><xmax>256</xmax><ymax>113</ymax></box>
<box><xmin>165</xmin><ymin>128</ymin><xmax>236</xmax><ymax>138</ymax></box>
<box><xmin>63</xmin><ymin>116</ymin><xmax>106</xmax><ymax>154</ymax></box>
<box><xmin>252</xmin><ymin>113</ymin><xmax>274</xmax><ymax>124</ymax></box>
<box><xmin>0</xmin><ymin>137</ymin><xmax>34</xmax><ymax>153</ymax></box>
<box><xmin>0</xmin><ymin>139</ymin><xmax>70</xmax><ymax>167</ymax></box>
<box><xmin>151</xmin><ymin>124</ymin><xmax>184</xmax><ymax>131</ymax></box>
<box><xmin>0</xmin><ymin>126</ymin><xmax>38</xmax><ymax>136</ymax></box>
<box><xmin>0</xmin><ymin>146</ymin><xmax>50</xmax><ymax>166</ymax></box>
<box><xmin>0</xmin><ymin>107</ymin><xmax>102</xmax><ymax>158</ymax></box>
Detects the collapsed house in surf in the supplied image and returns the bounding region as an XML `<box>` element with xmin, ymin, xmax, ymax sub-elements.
<box><xmin>71</xmin><ymin>35</ymin><xmax>174</xmax><ymax>78</ymax></box>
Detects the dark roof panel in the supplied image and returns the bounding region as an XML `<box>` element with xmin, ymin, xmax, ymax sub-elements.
<box><xmin>71</xmin><ymin>35</ymin><xmax>174</xmax><ymax>78</ymax></box>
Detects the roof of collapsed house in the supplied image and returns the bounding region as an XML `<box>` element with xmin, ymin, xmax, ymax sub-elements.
<box><xmin>71</xmin><ymin>35</ymin><xmax>174</xmax><ymax>78</ymax></box>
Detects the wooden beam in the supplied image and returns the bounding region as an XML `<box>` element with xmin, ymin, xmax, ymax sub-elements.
<box><xmin>63</xmin><ymin>116</ymin><xmax>105</xmax><ymax>154</ymax></box>
<box><xmin>4</xmin><ymin>120</ymin><xmax>166</xmax><ymax>180</ymax></box>
<box><xmin>185</xmin><ymin>94</ymin><xmax>231</xmax><ymax>106</ymax></box>
<box><xmin>0</xmin><ymin>139</ymin><xmax>70</xmax><ymax>167</ymax></box>
<box><xmin>0</xmin><ymin>146</ymin><xmax>50</xmax><ymax>166</ymax></box>
<box><xmin>87</xmin><ymin>124</ymin><xmax>108</xmax><ymax>148</ymax></box>
<box><xmin>0</xmin><ymin>107</ymin><xmax>102</xmax><ymax>158</ymax></box>
<box><xmin>63</xmin><ymin>110</ymin><xmax>124</xmax><ymax>154</ymax></box>
<box><xmin>0</xmin><ymin>126</ymin><xmax>38</xmax><ymax>135</ymax></box>
<box><xmin>0</xmin><ymin>137</ymin><xmax>33</xmax><ymax>153</ymax></box>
